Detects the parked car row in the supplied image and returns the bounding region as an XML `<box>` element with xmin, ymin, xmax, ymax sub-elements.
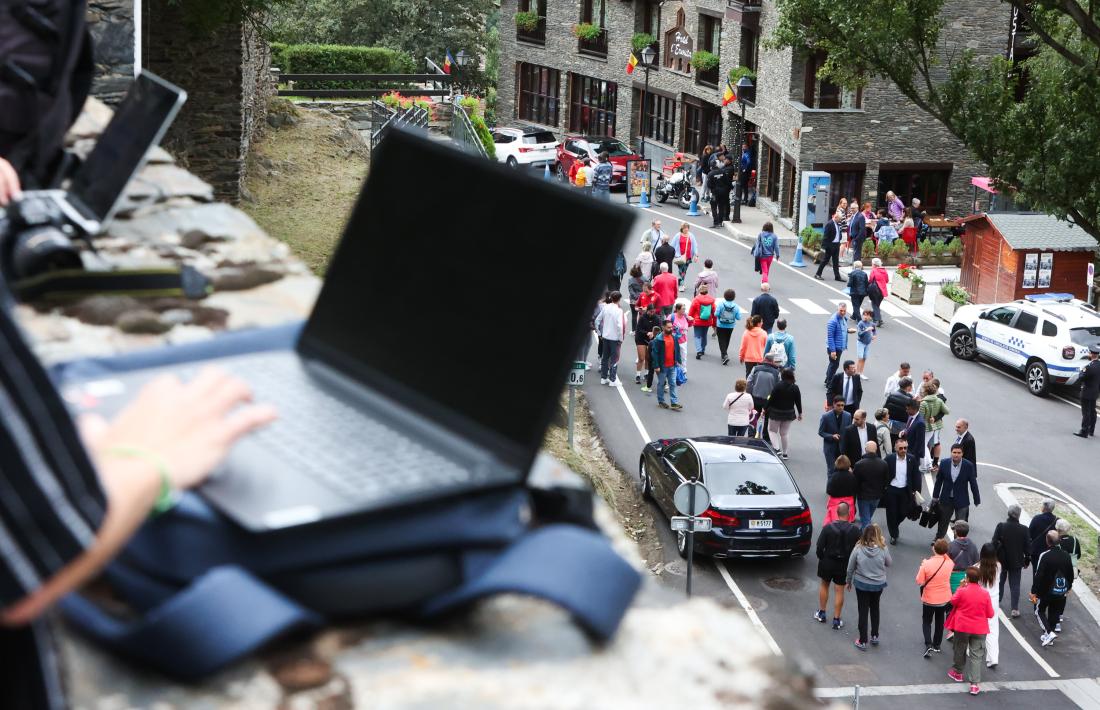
<box><xmin>488</xmin><ymin>127</ymin><xmax>642</xmax><ymax>190</ymax></box>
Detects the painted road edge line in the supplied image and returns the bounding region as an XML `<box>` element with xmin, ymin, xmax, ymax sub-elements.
<box><xmin>602</xmin><ymin>338</ymin><xmax>785</xmax><ymax>657</ymax></box>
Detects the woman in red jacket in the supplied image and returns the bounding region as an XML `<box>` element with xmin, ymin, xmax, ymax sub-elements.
<box><xmin>945</xmin><ymin>567</ymin><xmax>994</xmax><ymax>696</ymax></box>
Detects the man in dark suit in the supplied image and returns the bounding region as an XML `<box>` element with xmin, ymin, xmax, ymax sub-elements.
<box><xmin>708</xmin><ymin>155</ymin><xmax>735</xmax><ymax>227</ymax></box>
<box><xmin>814</xmin><ymin>212</ymin><xmax>844</xmax><ymax>281</ymax></box>
<box><xmin>1074</xmin><ymin>345</ymin><xmax>1100</xmax><ymax>437</ymax></box>
<box><xmin>898</xmin><ymin>399</ymin><xmax>926</xmax><ymax>462</ymax></box>
<box><xmin>848</xmin><ymin>204</ymin><xmax>867</xmax><ymax>264</ymax></box>
<box><xmin>842</xmin><ymin>409</ymin><xmax>877</xmax><ymax>463</ymax></box>
<box><xmin>818</xmin><ymin>397</ymin><xmax>852</xmax><ymax>479</ymax></box>
<box><xmin>931</xmin><ymin>443</ymin><xmax>980</xmax><ymax>539</ymax></box>
<box><xmin>750</xmin><ymin>282</ymin><xmax>780</xmax><ymax>333</ymax></box>
<box><xmin>950</xmin><ymin>418</ymin><xmax>977</xmax><ymax>467</ymax></box>
<box><xmin>882</xmin><ymin>439</ymin><xmax>922</xmax><ymax>544</ymax></box>
<box><xmin>828</xmin><ymin>360</ymin><xmax>863</xmax><ymax>411</ymax></box>
<box><xmin>853</xmin><ymin>441</ymin><xmax>889</xmax><ymax>530</ymax></box>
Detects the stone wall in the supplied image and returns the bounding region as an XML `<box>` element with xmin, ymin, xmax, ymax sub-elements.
<box><xmin>86</xmin><ymin>0</ymin><xmax>134</xmax><ymax>104</ymax></box>
<box><xmin>142</xmin><ymin>0</ymin><xmax>271</xmax><ymax>202</ymax></box>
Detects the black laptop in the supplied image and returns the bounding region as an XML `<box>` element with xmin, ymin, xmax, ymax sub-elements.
<box><xmin>67</xmin><ymin>128</ymin><xmax>634</xmax><ymax>531</ymax></box>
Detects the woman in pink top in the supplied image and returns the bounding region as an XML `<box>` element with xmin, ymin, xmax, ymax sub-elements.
<box><xmin>916</xmin><ymin>538</ymin><xmax>954</xmax><ymax>656</ymax></box>
<box><xmin>667</xmin><ymin>302</ymin><xmax>693</xmax><ymax>372</ymax></box>
<box><xmin>738</xmin><ymin>314</ymin><xmax>768</xmax><ymax>378</ymax></box>
<box><xmin>867</xmin><ymin>257</ymin><xmax>890</xmax><ymax>327</ymax></box>
<box><xmin>945</xmin><ymin>567</ymin><xmax>995</xmax><ymax>695</ymax></box>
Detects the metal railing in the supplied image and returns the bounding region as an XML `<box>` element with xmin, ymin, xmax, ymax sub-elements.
<box><xmin>371</xmin><ymin>102</ymin><xmax>431</xmax><ymax>151</ymax></box>
<box><xmin>578</xmin><ymin>28</ymin><xmax>609</xmax><ymax>57</ymax></box>
<box><xmin>517</xmin><ymin>16</ymin><xmax>547</xmax><ymax>44</ymax></box>
<box><xmin>274</xmin><ymin>70</ymin><xmax>452</xmax><ymax>99</ymax></box>
<box><xmin>451</xmin><ymin>100</ymin><xmax>488</xmax><ymax>159</ymax></box>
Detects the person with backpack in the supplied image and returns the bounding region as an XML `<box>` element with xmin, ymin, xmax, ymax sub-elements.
<box><xmin>747</xmin><ymin>353</ymin><xmax>782</xmax><ymax>432</ymax></box>
<box><xmin>673</xmin><ymin>222</ymin><xmax>699</xmax><ymax>291</ymax></box>
<box><xmin>815</xmin><ymin>501</ymin><xmax>861</xmax><ymax>630</ymax></box>
<box><xmin>867</xmin><ymin>258</ymin><xmax>890</xmax><ymax>327</ymax></box>
<box><xmin>1031</xmin><ymin>530</ymin><xmax>1074</xmax><ymax>646</ymax></box>
<box><xmin>667</xmin><ymin>302</ymin><xmax>693</xmax><ymax>374</ymax></box>
<box><xmin>763</xmin><ymin>368</ymin><xmax>803</xmax><ymax>458</ymax></box>
<box><xmin>739</xmin><ymin>314</ymin><xmax>768</xmax><ymax>378</ymax></box>
<box><xmin>723</xmin><ymin>379</ymin><xmax>756</xmax><ymax>436</ymax></box>
<box><xmin>591</xmin><ymin>151</ymin><xmax>613</xmax><ymax>201</ymax></box>
<box><xmin>608</xmin><ymin>250</ymin><xmax>627</xmax><ymax>294</ymax></box>
<box><xmin>947</xmin><ymin>520</ymin><xmax>980</xmax><ymax>593</ymax></box>
<box><xmin>687</xmin><ymin>284</ymin><xmax>717</xmax><ymax>359</ymax></box>
<box><xmin>764</xmin><ymin>319</ymin><xmax>796</xmax><ymax>370</ymax></box>
<box><xmin>1028</xmin><ymin>499</ymin><xmax>1058</xmax><ymax>574</ymax></box>
<box><xmin>991</xmin><ymin>504</ymin><xmax>1030</xmax><ymax>618</ymax></box>
<box><xmin>945</xmin><ymin>567</ymin><xmax>994</xmax><ymax>695</ymax></box>
<box><xmin>1054</xmin><ymin>518</ymin><xmax>1081</xmax><ymax>632</ymax></box>
<box><xmin>693</xmin><ymin>258</ymin><xmax>719</xmax><ymax>297</ymax></box>
<box><xmin>713</xmin><ymin>288</ymin><xmax>742</xmax><ymax>366</ymax></box>
<box><xmin>846</xmin><ymin>523</ymin><xmax>892</xmax><ymax>650</ymax></box>
<box><xmin>916</xmin><ymin>538</ymin><xmax>954</xmax><ymax>657</ymax></box>
<box><xmin>752</xmin><ymin>222</ymin><xmax>781</xmax><ymax>284</ymax></box>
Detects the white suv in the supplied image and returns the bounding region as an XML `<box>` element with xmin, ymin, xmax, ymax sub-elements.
<box><xmin>949</xmin><ymin>294</ymin><xmax>1100</xmax><ymax>396</ymax></box>
<box><xmin>490</xmin><ymin>127</ymin><xmax>558</xmax><ymax>169</ymax></box>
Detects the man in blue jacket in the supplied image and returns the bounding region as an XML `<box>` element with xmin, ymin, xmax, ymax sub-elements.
<box><xmin>818</xmin><ymin>397</ymin><xmax>853</xmax><ymax>478</ymax></box>
<box><xmin>932</xmin><ymin>443</ymin><xmax>980</xmax><ymax>539</ymax></box>
<box><xmin>824</xmin><ymin>302</ymin><xmax>850</xmax><ymax>387</ymax></box>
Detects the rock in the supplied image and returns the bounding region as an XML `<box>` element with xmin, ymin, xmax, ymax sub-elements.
<box><xmin>158</xmin><ymin>308</ymin><xmax>194</xmax><ymax>326</ymax></box>
<box><xmin>66</xmin><ymin>97</ymin><xmax>114</xmax><ymax>141</ymax></box>
<box><xmin>125</xmin><ymin>164</ymin><xmax>215</xmax><ymax>203</ymax></box>
<box><xmin>62</xmin><ymin>295</ymin><xmax>143</xmax><ymax>326</ymax></box>
<box><xmin>115</xmin><ymin>309</ymin><xmax>173</xmax><ymax>334</ymax></box>
<box><xmin>211</xmin><ymin>265</ymin><xmax>284</xmax><ymax>291</ymax></box>
<box><xmin>180</xmin><ymin>229</ymin><xmax>213</xmax><ymax>249</ymax></box>
<box><xmin>271</xmin><ymin>656</ymin><xmax>334</xmax><ymax>692</ymax></box>
<box><xmin>110</xmin><ymin>203</ymin><xmax>268</xmax><ymax>248</ymax></box>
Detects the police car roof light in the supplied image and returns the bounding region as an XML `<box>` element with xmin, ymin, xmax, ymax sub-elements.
<box><xmin>1024</xmin><ymin>293</ymin><xmax>1074</xmax><ymax>303</ymax></box>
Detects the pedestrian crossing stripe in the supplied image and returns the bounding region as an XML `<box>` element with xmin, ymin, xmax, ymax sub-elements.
<box><xmin>789</xmin><ymin>298</ymin><xmax>829</xmax><ymax>315</ymax></box>
<box><xmin>828</xmin><ymin>298</ymin><xmax>909</xmax><ymax>318</ymax></box>
<box><xmin>740</xmin><ymin>303</ymin><xmax>790</xmax><ymax>314</ymax></box>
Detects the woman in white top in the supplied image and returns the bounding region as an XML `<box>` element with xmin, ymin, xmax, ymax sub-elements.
<box><xmin>976</xmin><ymin>542</ymin><xmax>1001</xmax><ymax>668</ymax></box>
<box><xmin>723</xmin><ymin>378</ymin><xmax>756</xmax><ymax>436</ymax></box>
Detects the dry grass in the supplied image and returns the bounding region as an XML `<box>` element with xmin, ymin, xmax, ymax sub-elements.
<box><xmin>241</xmin><ymin>104</ymin><xmax>369</xmax><ymax>274</ymax></box>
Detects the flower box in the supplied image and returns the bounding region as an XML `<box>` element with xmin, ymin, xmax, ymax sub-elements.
<box><xmin>934</xmin><ymin>292</ymin><xmax>964</xmax><ymax>321</ymax></box>
<box><xmin>892</xmin><ymin>276</ymin><xmax>925</xmax><ymax>304</ymax></box>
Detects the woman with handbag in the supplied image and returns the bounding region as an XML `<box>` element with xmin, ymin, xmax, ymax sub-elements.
<box><xmin>977</xmin><ymin>543</ymin><xmax>1001</xmax><ymax>668</ymax></box>
<box><xmin>824</xmin><ymin>455</ymin><xmax>858</xmax><ymax>525</ymax></box>
<box><xmin>763</xmin><ymin>368</ymin><xmax>803</xmax><ymax>458</ymax></box>
<box><xmin>672</xmin><ymin>222</ymin><xmax>699</xmax><ymax>291</ymax></box>
<box><xmin>916</xmin><ymin>538</ymin><xmax>953</xmax><ymax>657</ymax></box>
<box><xmin>846</xmin><ymin>523</ymin><xmax>892</xmax><ymax>651</ymax></box>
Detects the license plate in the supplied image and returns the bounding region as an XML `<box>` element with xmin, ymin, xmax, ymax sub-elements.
<box><xmin>749</xmin><ymin>519</ymin><xmax>773</xmax><ymax>529</ymax></box>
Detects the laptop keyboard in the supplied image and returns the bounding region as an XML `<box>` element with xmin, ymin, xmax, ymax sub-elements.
<box><xmin>217</xmin><ymin>354</ymin><xmax>484</xmax><ymax>502</ymax></box>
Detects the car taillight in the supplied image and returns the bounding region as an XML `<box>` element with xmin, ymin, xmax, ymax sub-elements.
<box><xmin>702</xmin><ymin>509</ymin><xmax>739</xmax><ymax>527</ymax></box>
<box><xmin>1063</xmin><ymin>346</ymin><xmax>1076</xmax><ymax>360</ymax></box>
<box><xmin>781</xmin><ymin>510</ymin><xmax>812</xmax><ymax>527</ymax></box>
<box><xmin>518</xmin><ymin>146</ymin><xmax>533</xmax><ymax>153</ymax></box>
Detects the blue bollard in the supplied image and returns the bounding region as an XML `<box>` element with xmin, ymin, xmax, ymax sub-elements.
<box><xmin>686</xmin><ymin>192</ymin><xmax>701</xmax><ymax>217</ymax></box>
<box><xmin>638</xmin><ymin>189</ymin><xmax>651</xmax><ymax>208</ymax></box>
<box><xmin>543</xmin><ymin>163</ymin><xmax>552</xmax><ymax>181</ymax></box>
<box><xmin>791</xmin><ymin>239</ymin><xmax>807</xmax><ymax>267</ymax></box>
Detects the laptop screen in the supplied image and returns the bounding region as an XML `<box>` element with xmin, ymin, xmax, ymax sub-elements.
<box><xmin>69</xmin><ymin>72</ymin><xmax>185</xmax><ymax>223</ymax></box>
<box><xmin>300</xmin><ymin>128</ymin><xmax>634</xmax><ymax>472</ymax></box>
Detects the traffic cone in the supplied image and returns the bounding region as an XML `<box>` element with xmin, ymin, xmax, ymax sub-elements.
<box><xmin>791</xmin><ymin>238</ymin><xmax>807</xmax><ymax>268</ymax></box>
<box><xmin>686</xmin><ymin>192</ymin><xmax>701</xmax><ymax>216</ymax></box>
<box><xmin>543</xmin><ymin>163</ymin><xmax>552</xmax><ymax>181</ymax></box>
<box><xmin>638</xmin><ymin>189</ymin><xmax>650</xmax><ymax>208</ymax></box>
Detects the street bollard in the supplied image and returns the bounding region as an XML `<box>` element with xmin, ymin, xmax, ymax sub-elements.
<box><xmin>791</xmin><ymin>239</ymin><xmax>807</xmax><ymax>267</ymax></box>
<box><xmin>686</xmin><ymin>192</ymin><xmax>701</xmax><ymax>217</ymax></box>
<box><xmin>639</xmin><ymin>189</ymin><xmax>650</xmax><ymax>208</ymax></box>
<box><xmin>543</xmin><ymin>163</ymin><xmax>552</xmax><ymax>181</ymax></box>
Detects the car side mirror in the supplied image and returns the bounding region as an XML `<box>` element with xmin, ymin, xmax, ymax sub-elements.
<box><xmin>978</xmin><ymin>311</ymin><xmax>988</xmax><ymax>320</ymax></box>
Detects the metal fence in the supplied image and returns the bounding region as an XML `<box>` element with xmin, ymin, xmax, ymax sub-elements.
<box><xmin>371</xmin><ymin>102</ymin><xmax>431</xmax><ymax>151</ymax></box>
<box><xmin>451</xmin><ymin>100</ymin><xmax>488</xmax><ymax>159</ymax></box>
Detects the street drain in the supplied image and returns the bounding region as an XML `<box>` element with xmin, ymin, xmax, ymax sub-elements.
<box><xmin>763</xmin><ymin>576</ymin><xmax>805</xmax><ymax>591</ymax></box>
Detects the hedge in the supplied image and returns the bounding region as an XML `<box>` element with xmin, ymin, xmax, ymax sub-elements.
<box><xmin>278</xmin><ymin>44</ymin><xmax>416</xmax><ymax>90</ymax></box>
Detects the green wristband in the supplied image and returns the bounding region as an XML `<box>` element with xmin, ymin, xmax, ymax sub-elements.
<box><xmin>104</xmin><ymin>446</ymin><xmax>177</xmax><ymax>516</ymax></box>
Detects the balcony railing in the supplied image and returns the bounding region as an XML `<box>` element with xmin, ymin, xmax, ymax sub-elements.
<box><xmin>696</xmin><ymin>66</ymin><xmax>719</xmax><ymax>87</ymax></box>
<box><xmin>516</xmin><ymin>17</ymin><xmax>546</xmax><ymax>44</ymax></box>
<box><xmin>578</xmin><ymin>28</ymin><xmax>609</xmax><ymax>57</ymax></box>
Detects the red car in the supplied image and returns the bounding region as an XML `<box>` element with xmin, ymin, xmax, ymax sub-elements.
<box><xmin>555</xmin><ymin>135</ymin><xmax>641</xmax><ymax>189</ymax></box>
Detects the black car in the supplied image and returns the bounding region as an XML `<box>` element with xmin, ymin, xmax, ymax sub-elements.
<box><xmin>639</xmin><ymin>436</ymin><xmax>813</xmax><ymax>559</ymax></box>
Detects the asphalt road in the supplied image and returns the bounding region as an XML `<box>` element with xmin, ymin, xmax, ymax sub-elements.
<box><xmin>582</xmin><ymin>197</ymin><xmax>1100</xmax><ymax>707</ymax></box>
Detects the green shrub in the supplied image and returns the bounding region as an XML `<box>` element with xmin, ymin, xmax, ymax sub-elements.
<box><xmin>690</xmin><ymin>50</ymin><xmax>720</xmax><ymax>71</ymax></box>
<box><xmin>945</xmin><ymin>237</ymin><xmax>962</xmax><ymax>256</ymax></box>
<box><xmin>514</xmin><ymin>10</ymin><xmax>540</xmax><ymax>32</ymax></box>
<box><xmin>458</xmin><ymin>95</ymin><xmax>481</xmax><ymax>116</ymax></box>
<box><xmin>573</xmin><ymin>22</ymin><xmax>602</xmax><ymax>40</ymax></box>
<box><xmin>931</xmin><ymin>240</ymin><xmax>946</xmax><ymax>257</ymax></box>
<box><xmin>468</xmin><ymin>111</ymin><xmax>496</xmax><ymax>160</ymax></box>
<box><xmin>799</xmin><ymin>226</ymin><xmax>821</xmax><ymax>250</ymax></box>
<box><xmin>939</xmin><ymin>280</ymin><xmax>970</xmax><ymax>304</ymax></box>
<box><xmin>270</xmin><ymin>41</ymin><xmax>289</xmax><ymax>71</ymax></box>
<box><xmin>891</xmin><ymin>239</ymin><xmax>910</xmax><ymax>258</ymax></box>
<box><xmin>917</xmin><ymin>239</ymin><xmax>933</xmax><ymax>259</ymax></box>
<box><xmin>485</xmin><ymin>86</ymin><xmax>497</xmax><ymax>127</ymax></box>
<box><xmin>728</xmin><ymin>65</ymin><xmax>758</xmax><ymax>83</ymax></box>
<box><xmin>280</xmin><ymin>44</ymin><xmax>415</xmax><ymax>90</ymax></box>
<box><xmin>632</xmin><ymin>32</ymin><xmax>657</xmax><ymax>52</ymax></box>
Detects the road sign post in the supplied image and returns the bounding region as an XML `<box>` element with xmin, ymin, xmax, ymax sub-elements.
<box><xmin>673</xmin><ymin>480</ymin><xmax>710</xmax><ymax>597</ymax></box>
<box><xmin>567</xmin><ymin>361</ymin><xmax>585</xmax><ymax>449</ymax></box>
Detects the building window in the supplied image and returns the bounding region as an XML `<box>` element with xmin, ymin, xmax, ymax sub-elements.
<box><xmin>634</xmin><ymin>89</ymin><xmax>676</xmax><ymax>146</ymax></box>
<box><xmin>516</xmin><ymin>0</ymin><xmax>547</xmax><ymax>44</ymax></box>
<box><xmin>877</xmin><ymin>168</ymin><xmax>952</xmax><ymax>214</ymax></box>
<box><xmin>642</xmin><ymin>0</ymin><xmax>662</xmax><ymax>57</ymax></box>
<box><xmin>801</xmin><ymin>51</ymin><xmax>860</xmax><ymax>109</ymax></box>
<box><xmin>568</xmin><ymin>73</ymin><xmax>617</xmax><ymax>135</ymax></box>
<box><xmin>762</xmin><ymin>142</ymin><xmax>781</xmax><ymax>202</ymax></box>
<box><xmin>782</xmin><ymin>157</ymin><xmax>797</xmax><ymax>217</ymax></box>
<box><xmin>739</xmin><ymin>26</ymin><xmax>759</xmax><ymax>73</ymax></box>
<box><xmin>682</xmin><ymin>97</ymin><xmax>721</xmax><ymax>156</ymax></box>
<box><xmin>696</xmin><ymin>14</ymin><xmax>721</xmax><ymax>87</ymax></box>
<box><xmin>579</xmin><ymin>0</ymin><xmax>608</xmax><ymax>57</ymax></box>
<box><xmin>517</xmin><ymin>63</ymin><xmax>560</xmax><ymax>127</ymax></box>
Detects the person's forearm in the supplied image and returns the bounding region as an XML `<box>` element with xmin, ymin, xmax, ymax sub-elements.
<box><xmin>1</xmin><ymin>458</ymin><xmax>160</xmax><ymax>626</ymax></box>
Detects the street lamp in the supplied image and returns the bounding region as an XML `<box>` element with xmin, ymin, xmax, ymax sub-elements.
<box><xmin>455</xmin><ymin>50</ymin><xmax>470</xmax><ymax>67</ymax></box>
<box><xmin>731</xmin><ymin>74</ymin><xmax>754</xmax><ymax>224</ymax></box>
<box><xmin>638</xmin><ymin>44</ymin><xmax>657</xmax><ymax>159</ymax></box>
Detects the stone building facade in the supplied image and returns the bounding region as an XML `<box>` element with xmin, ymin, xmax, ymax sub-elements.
<box><xmin>499</xmin><ymin>0</ymin><xmax>1011</xmax><ymax>229</ymax></box>
<box><xmin>85</xmin><ymin>0</ymin><xmax>271</xmax><ymax>202</ymax></box>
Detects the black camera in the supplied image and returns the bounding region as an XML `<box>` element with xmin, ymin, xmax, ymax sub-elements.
<box><xmin>0</xmin><ymin>195</ymin><xmax>85</xmax><ymax>283</ymax></box>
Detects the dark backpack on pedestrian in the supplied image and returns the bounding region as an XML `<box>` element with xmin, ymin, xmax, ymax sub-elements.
<box><xmin>592</xmin><ymin>161</ymin><xmax>613</xmax><ymax>189</ymax></box>
<box><xmin>0</xmin><ymin>0</ymin><xmax>94</xmax><ymax>188</ymax></box>
<box><xmin>827</xmin><ymin>521</ymin><xmax>855</xmax><ymax>560</ymax></box>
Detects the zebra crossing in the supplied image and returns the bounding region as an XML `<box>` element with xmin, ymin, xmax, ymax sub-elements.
<box><xmin>730</xmin><ymin>297</ymin><xmax>911</xmax><ymax>318</ymax></box>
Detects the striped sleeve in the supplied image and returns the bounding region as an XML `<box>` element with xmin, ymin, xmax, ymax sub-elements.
<box><xmin>0</xmin><ymin>304</ymin><xmax>106</xmax><ymax>605</ymax></box>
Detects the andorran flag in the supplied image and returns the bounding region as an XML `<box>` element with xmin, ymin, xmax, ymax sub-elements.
<box><xmin>626</xmin><ymin>52</ymin><xmax>639</xmax><ymax>75</ymax></box>
<box><xmin>443</xmin><ymin>50</ymin><xmax>454</xmax><ymax>74</ymax></box>
<box><xmin>722</xmin><ymin>79</ymin><xmax>737</xmax><ymax>106</ymax></box>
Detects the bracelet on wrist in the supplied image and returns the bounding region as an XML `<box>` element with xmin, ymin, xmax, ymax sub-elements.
<box><xmin>103</xmin><ymin>446</ymin><xmax>177</xmax><ymax>516</ymax></box>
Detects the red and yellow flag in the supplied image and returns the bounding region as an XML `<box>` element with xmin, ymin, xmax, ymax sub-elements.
<box><xmin>722</xmin><ymin>79</ymin><xmax>737</xmax><ymax>106</ymax></box>
<box><xmin>626</xmin><ymin>52</ymin><xmax>639</xmax><ymax>75</ymax></box>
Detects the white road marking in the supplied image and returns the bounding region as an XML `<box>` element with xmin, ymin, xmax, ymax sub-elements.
<box><xmin>598</xmin><ymin>332</ymin><xmax>784</xmax><ymax>657</ymax></box>
<box><xmin>789</xmin><ymin>298</ymin><xmax>830</xmax><ymax>315</ymax></box>
<box><xmin>816</xmin><ymin>677</ymin><xmax>1090</xmax><ymax>699</ymax></box>
<box><xmin>878</xmin><ymin>300</ymin><xmax>909</xmax><ymax>317</ymax></box>
<box><xmin>639</xmin><ymin>207</ymin><xmax>1080</xmax><ymax>409</ymax></box>
<box><xmin>980</xmin><ymin>463</ymin><xmax>1100</xmax><ymax>530</ymax></box>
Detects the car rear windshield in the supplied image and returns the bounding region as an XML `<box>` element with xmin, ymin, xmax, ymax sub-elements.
<box><xmin>587</xmin><ymin>139</ymin><xmax>632</xmax><ymax>156</ymax></box>
<box><xmin>523</xmin><ymin>132</ymin><xmax>556</xmax><ymax>145</ymax></box>
<box><xmin>703</xmin><ymin>462</ymin><xmax>798</xmax><ymax>496</ymax></box>
<box><xmin>1070</xmin><ymin>326</ymin><xmax>1100</xmax><ymax>347</ymax></box>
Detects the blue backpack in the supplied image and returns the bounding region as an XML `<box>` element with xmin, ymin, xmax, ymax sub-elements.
<box><xmin>51</xmin><ymin>324</ymin><xmax>641</xmax><ymax>681</ymax></box>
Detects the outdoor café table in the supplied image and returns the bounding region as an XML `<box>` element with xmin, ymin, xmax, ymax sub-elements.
<box><xmin>924</xmin><ymin>216</ymin><xmax>960</xmax><ymax>242</ymax></box>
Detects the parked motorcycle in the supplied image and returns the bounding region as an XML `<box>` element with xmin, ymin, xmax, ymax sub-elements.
<box><xmin>654</xmin><ymin>167</ymin><xmax>699</xmax><ymax>210</ymax></box>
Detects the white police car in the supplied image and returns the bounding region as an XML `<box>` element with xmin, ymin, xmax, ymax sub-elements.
<box><xmin>949</xmin><ymin>293</ymin><xmax>1100</xmax><ymax>396</ymax></box>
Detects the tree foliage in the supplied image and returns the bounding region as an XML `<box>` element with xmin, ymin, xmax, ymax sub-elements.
<box><xmin>268</xmin><ymin>0</ymin><xmax>497</xmax><ymax>92</ymax></box>
<box><xmin>773</xmin><ymin>0</ymin><xmax>1100</xmax><ymax>243</ymax></box>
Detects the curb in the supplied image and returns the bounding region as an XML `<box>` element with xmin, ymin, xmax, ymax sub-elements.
<box><xmin>994</xmin><ymin>483</ymin><xmax>1100</xmax><ymax>630</ymax></box>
